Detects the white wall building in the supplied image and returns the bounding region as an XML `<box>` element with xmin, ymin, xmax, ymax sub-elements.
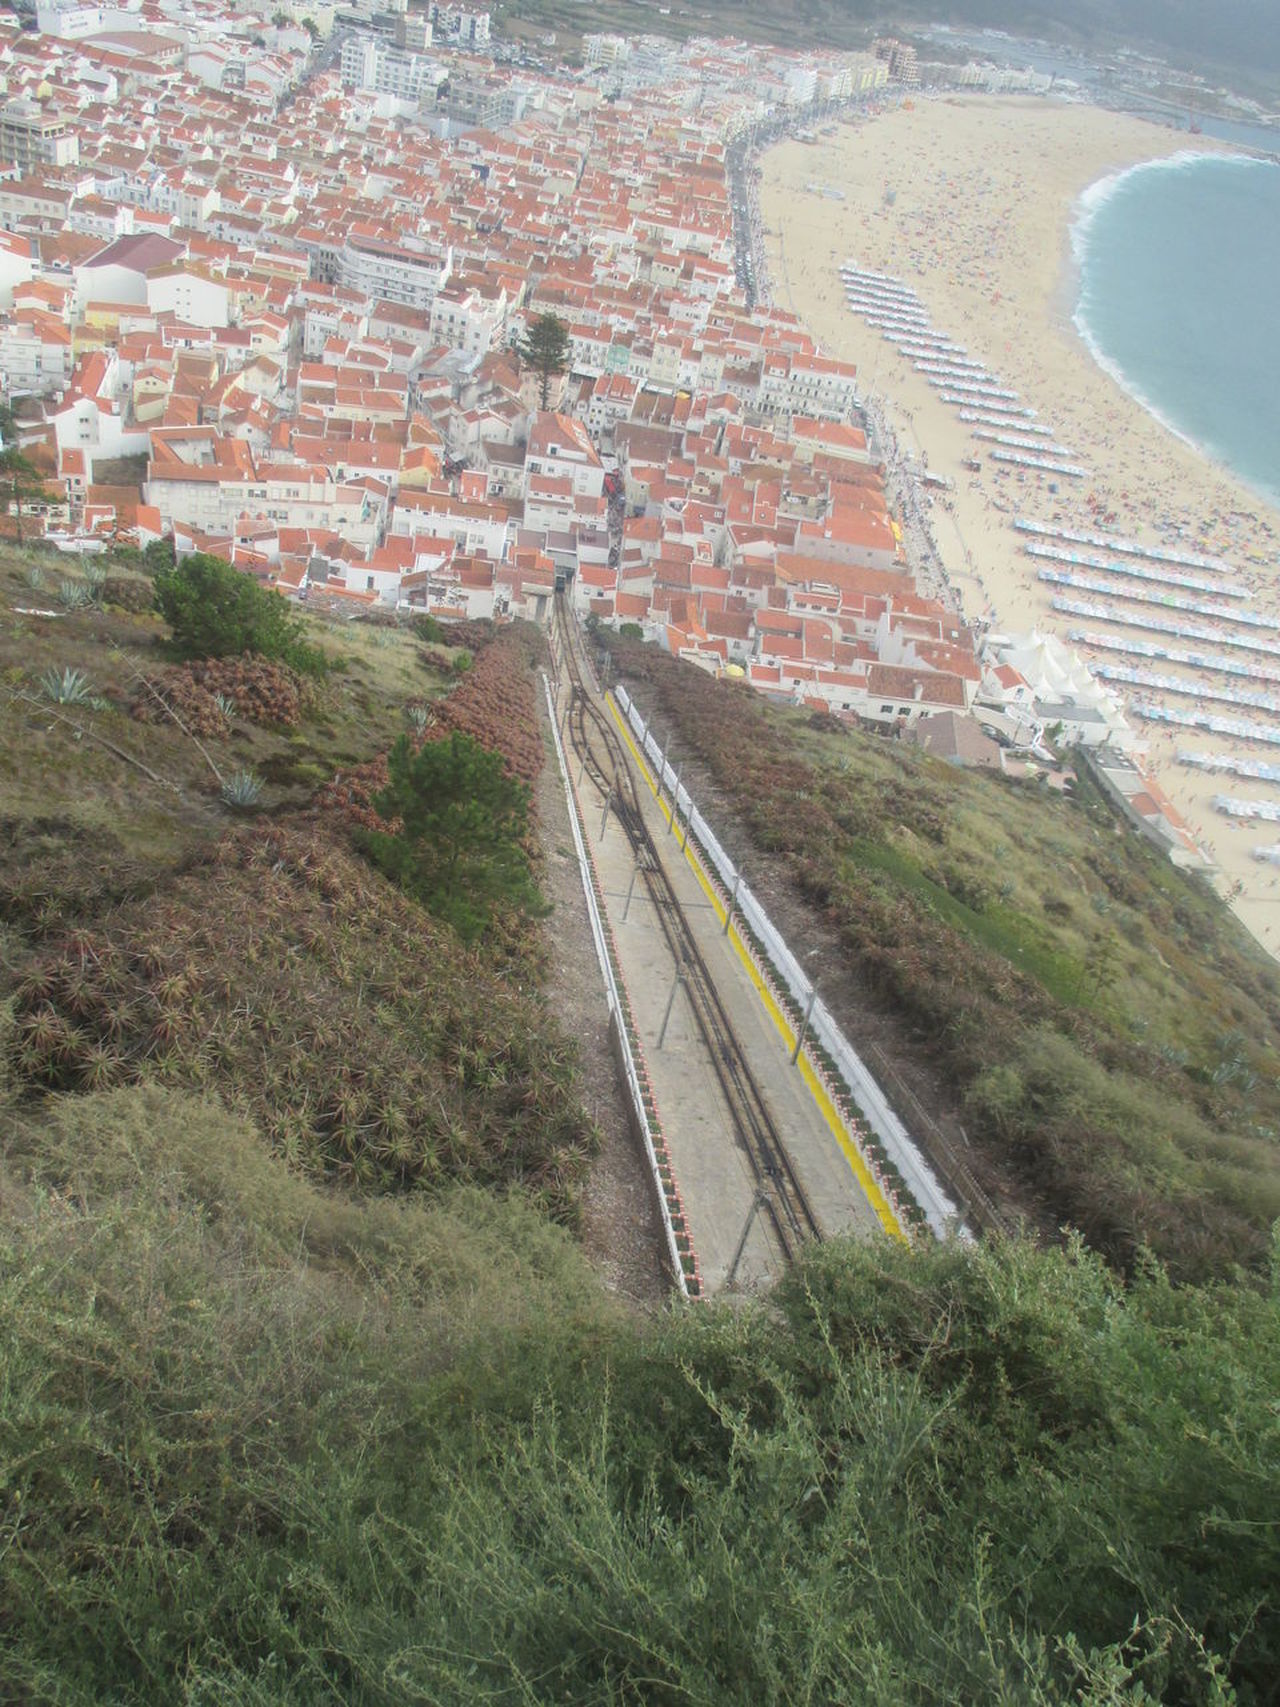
<box><xmin>34</xmin><ymin>0</ymin><xmax>104</xmax><ymax>38</ymax></box>
<box><xmin>337</xmin><ymin>234</ymin><xmax>452</xmax><ymax>312</ymax></box>
<box><xmin>146</xmin><ymin>266</ymin><xmax>232</xmax><ymax>329</ymax></box>
<box><xmin>428</xmin><ymin>283</ymin><xmax>505</xmax><ymax>358</ymax></box>
<box><xmin>340</xmin><ymin>38</ymin><xmax>442</xmax><ymax>102</ymax></box>
<box><xmin>146</xmin><ymin>463</ymin><xmax>380</xmax><ymax>546</ymax></box>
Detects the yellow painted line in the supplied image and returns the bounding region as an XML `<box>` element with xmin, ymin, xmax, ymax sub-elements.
<box><xmin>605</xmin><ymin>694</ymin><xmax>907</xmax><ymax>1242</ymax></box>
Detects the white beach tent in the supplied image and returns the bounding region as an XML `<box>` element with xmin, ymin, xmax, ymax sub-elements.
<box><xmin>995</xmin><ymin>630</ymin><xmax>1133</xmax><ymax>745</ymax></box>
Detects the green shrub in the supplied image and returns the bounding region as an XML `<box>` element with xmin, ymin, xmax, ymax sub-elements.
<box><xmin>358</xmin><ymin>730</ymin><xmax>545</xmax><ymax>942</ymax></box>
<box><xmin>220</xmin><ymin>768</ymin><xmax>263</xmax><ymax>808</ymax></box>
<box><xmin>56</xmin><ymin>578</ymin><xmax>93</xmax><ymax>610</ymax></box>
<box><xmin>4</xmin><ymin>1176</ymin><xmax>1272</xmax><ymax>1704</ymax></box>
<box><xmin>143</xmin><ymin>537</ymin><xmax>175</xmax><ymax>575</ymax></box>
<box><xmin>153</xmin><ymin>552</ymin><xmax>329</xmax><ymax>676</ymax></box>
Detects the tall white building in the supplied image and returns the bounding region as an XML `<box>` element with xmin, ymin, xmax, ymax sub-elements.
<box><xmin>430</xmin><ymin>5</ymin><xmax>489</xmax><ymax>49</ymax></box>
<box><xmin>340</xmin><ymin>37</ymin><xmax>443</xmax><ymax>102</ymax></box>
<box><xmin>0</xmin><ymin>99</ymin><xmax>80</xmax><ymax>172</ymax></box>
<box><xmin>337</xmin><ymin>233</ymin><xmax>452</xmax><ymax>311</ymax></box>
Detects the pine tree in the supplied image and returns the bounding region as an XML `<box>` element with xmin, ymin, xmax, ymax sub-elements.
<box><xmin>0</xmin><ymin>447</ymin><xmax>54</xmax><ymax>546</ymax></box>
<box><xmin>516</xmin><ymin>313</ymin><xmax>570</xmax><ymax>411</ymax></box>
<box><xmin>359</xmin><ymin>731</ymin><xmax>544</xmax><ymax>941</ymax></box>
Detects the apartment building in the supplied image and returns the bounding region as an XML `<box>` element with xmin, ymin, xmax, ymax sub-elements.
<box><xmin>337</xmin><ymin>233</ymin><xmax>452</xmax><ymax>311</ymax></box>
<box><xmin>340</xmin><ymin>38</ymin><xmax>443</xmax><ymax>102</ymax></box>
<box><xmin>0</xmin><ymin>101</ymin><xmax>80</xmax><ymax>174</ymax></box>
<box><xmin>146</xmin><ymin>461</ymin><xmax>379</xmax><ymax>545</ymax></box>
<box><xmin>428</xmin><ymin>282</ymin><xmax>505</xmax><ymax>358</ymax></box>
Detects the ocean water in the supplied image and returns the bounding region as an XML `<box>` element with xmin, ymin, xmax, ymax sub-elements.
<box><xmin>1072</xmin><ymin>151</ymin><xmax>1280</xmax><ymax>511</ymax></box>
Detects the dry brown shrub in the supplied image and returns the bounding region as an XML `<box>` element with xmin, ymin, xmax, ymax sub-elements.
<box><xmin>131</xmin><ymin>656</ymin><xmax>303</xmax><ymax>732</ymax></box>
<box><xmin>102</xmin><ymin>577</ymin><xmax>155</xmax><ymax>614</ymax></box>
<box><xmin>6</xmin><ymin>822</ymin><xmax>594</xmax><ymax>1213</ymax></box>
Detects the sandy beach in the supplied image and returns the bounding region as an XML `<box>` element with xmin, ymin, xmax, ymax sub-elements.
<box><xmin>761</xmin><ymin>95</ymin><xmax>1280</xmax><ymax>951</ymax></box>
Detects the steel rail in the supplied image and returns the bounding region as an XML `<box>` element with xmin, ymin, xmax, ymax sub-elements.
<box><xmin>554</xmin><ymin>595</ymin><xmax>820</xmax><ymax>1265</ymax></box>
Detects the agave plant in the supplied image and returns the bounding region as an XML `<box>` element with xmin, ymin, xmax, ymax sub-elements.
<box><xmin>57</xmin><ymin>578</ymin><xmax>94</xmax><ymax>610</ymax></box>
<box><xmin>83</xmin><ymin>562</ymin><xmax>107</xmax><ymax>590</ymax></box>
<box><xmin>40</xmin><ymin>666</ymin><xmax>95</xmax><ymax>705</ymax></box>
<box><xmin>213</xmin><ymin>692</ymin><xmax>237</xmax><ymax>719</ymax></box>
<box><xmin>22</xmin><ymin>564</ymin><xmax>43</xmax><ymax>590</ymax></box>
<box><xmin>405</xmin><ymin>704</ymin><xmax>430</xmax><ymax>732</ymax></box>
<box><xmin>221</xmin><ymin>769</ymin><xmax>264</xmax><ymax>808</ymax></box>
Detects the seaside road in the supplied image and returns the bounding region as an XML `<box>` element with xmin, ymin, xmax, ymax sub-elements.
<box><xmin>561</xmin><ymin>674</ymin><xmax>885</xmax><ymax>1293</ymax></box>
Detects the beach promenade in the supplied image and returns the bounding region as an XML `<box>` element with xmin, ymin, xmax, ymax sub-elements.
<box><xmin>761</xmin><ymin>95</ymin><xmax>1280</xmax><ymax>950</ymax></box>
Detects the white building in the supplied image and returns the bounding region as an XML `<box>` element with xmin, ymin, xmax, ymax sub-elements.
<box><xmin>337</xmin><ymin>234</ymin><xmax>452</xmax><ymax>312</ymax></box>
<box><xmin>73</xmin><ymin>232</ymin><xmax>186</xmax><ymax>317</ymax></box>
<box><xmin>525</xmin><ymin>411</ymin><xmax>604</xmax><ymax>498</ymax></box>
<box><xmin>428</xmin><ymin>282</ymin><xmax>505</xmax><ymax>358</ymax></box>
<box><xmin>146</xmin><ymin>265</ymin><xmax>232</xmax><ymax>329</ymax></box>
<box><xmin>0</xmin><ymin>231</ymin><xmax>35</xmax><ymax>310</ymax></box>
<box><xmin>0</xmin><ymin>311</ymin><xmax>72</xmax><ymax>395</ymax></box>
<box><xmin>583</xmin><ymin>33</ymin><xmax>630</xmax><ymax>68</ymax></box>
<box><xmin>340</xmin><ymin>38</ymin><xmax>442</xmax><ymax>102</ymax></box>
<box><xmin>430</xmin><ymin>4</ymin><xmax>489</xmax><ymax>48</ymax></box>
<box><xmin>146</xmin><ymin>462</ymin><xmax>380</xmax><ymax>546</ymax></box>
<box><xmin>34</xmin><ymin>0</ymin><xmax>104</xmax><ymax>38</ymax></box>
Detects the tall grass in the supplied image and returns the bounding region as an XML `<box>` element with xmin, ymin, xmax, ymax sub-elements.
<box><xmin>3</xmin><ymin>1089</ymin><xmax>1275</xmax><ymax>1703</ymax></box>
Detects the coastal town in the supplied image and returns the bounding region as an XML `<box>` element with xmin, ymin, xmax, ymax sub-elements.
<box><xmin>2</xmin><ymin>0</ymin><xmax>1274</xmax><ymax>903</ymax></box>
<box><xmin>5</xmin><ymin>3</ymin><xmax>1280</xmax><ymax>1691</ymax></box>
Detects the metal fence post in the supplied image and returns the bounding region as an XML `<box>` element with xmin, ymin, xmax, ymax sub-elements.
<box><xmin>791</xmin><ymin>986</ymin><xmax>818</xmax><ymax>1065</ymax></box>
<box><xmin>723</xmin><ymin>869</ymin><xmax>742</xmax><ymax>936</ymax></box>
<box><xmin>658</xmin><ymin>965</ymin><xmax>683</xmax><ymax>1049</ymax></box>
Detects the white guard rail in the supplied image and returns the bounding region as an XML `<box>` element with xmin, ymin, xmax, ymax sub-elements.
<box><xmin>614</xmin><ymin>683</ymin><xmax>960</xmax><ymax>1240</ymax></box>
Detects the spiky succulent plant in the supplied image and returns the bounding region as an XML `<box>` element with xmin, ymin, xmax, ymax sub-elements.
<box><xmin>221</xmin><ymin>769</ymin><xmax>264</xmax><ymax>808</ymax></box>
<box><xmin>39</xmin><ymin>666</ymin><xmax>94</xmax><ymax>705</ymax></box>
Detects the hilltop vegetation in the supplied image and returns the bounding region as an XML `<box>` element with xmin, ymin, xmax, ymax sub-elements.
<box><xmin>0</xmin><ymin>545</ymin><xmax>595</xmax><ymax>1216</ymax></box>
<box><xmin>606</xmin><ymin>637</ymin><xmax>1280</xmax><ymax>1278</ymax></box>
<box><xmin>2</xmin><ymin>547</ymin><xmax>1279</xmax><ymax>1699</ymax></box>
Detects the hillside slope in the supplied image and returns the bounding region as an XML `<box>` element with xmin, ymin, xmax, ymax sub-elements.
<box><xmin>2</xmin><ymin>550</ymin><xmax>1278</xmax><ymax>1700</ymax></box>
<box><xmin>1</xmin><ymin>548</ymin><xmax>598</xmax><ymax>1217</ymax></box>
<box><xmin>605</xmin><ymin>635</ymin><xmax>1280</xmax><ymax>1277</ymax></box>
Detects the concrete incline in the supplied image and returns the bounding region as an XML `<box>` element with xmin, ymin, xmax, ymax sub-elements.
<box><xmin>555</xmin><ymin>666</ymin><xmax>885</xmax><ymax>1293</ymax></box>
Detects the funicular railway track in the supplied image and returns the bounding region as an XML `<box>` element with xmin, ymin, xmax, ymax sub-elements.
<box><xmin>554</xmin><ymin>594</ymin><xmax>821</xmax><ymax>1270</ymax></box>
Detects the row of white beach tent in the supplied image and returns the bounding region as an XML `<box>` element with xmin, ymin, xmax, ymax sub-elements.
<box><xmin>1044</xmin><ymin>579</ymin><xmax>1280</xmax><ymax>642</ymax></box>
<box><xmin>839</xmin><ymin>261</ymin><xmax>1084</xmax><ymax>469</ymax></box>
<box><xmin>1069</xmin><ymin>629</ymin><xmax>1280</xmax><ymax>686</ymax></box>
<box><xmin>1015</xmin><ymin>517</ymin><xmax>1233</xmax><ymax>576</ymax></box>
<box><xmin>1133</xmin><ymin>700</ymin><xmax>1280</xmax><ymax>746</ymax></box>
<box><xmin>960</xmin><ymin>410</ymin><xmax>1054</xmax><ymax>435</ymax></box>
<box><xmin>1028</xmin><ymin>542</ymin><xmax>1246</xmax><ymax>599</ymax></box>
<box><xmin>1213</xmin><ymin>796</ymin><xmax>1280</xmax><ymax>822</ymax></box>
<box><xmin>1094</xmin><ymin>664</ymin><xmax>1280</xmax><ymax>716</ymax></box>
<box><xmin>1179</xmin><ymin>751</ymin><xmax>1280</xmax><ymax>782</ymax></box>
